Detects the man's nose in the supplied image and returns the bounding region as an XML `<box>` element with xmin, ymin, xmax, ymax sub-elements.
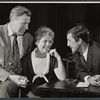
<box><xmin>67</xmin><ymin>41</ymin><xmax>69</xmax><ymax>46</ymax></box>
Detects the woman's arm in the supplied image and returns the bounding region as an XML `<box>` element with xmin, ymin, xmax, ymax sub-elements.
<box><xmin>49</xmin><ymin>49</ymin><xmax>66</xmax><ymax>81</ymax></box>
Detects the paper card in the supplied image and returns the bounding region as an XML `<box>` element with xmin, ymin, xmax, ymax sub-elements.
<box><xmin>76</xmin><ymin>82</ymin><xmax>89</xmax><ymax>87</ymax></box>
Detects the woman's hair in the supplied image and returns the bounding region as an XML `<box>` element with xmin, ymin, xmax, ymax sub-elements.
<box><xmin>34</xmin><ymin>26</ymin><xmax>55</xmax><ymax>42</ymax></box>
<box><xmin>66</xmin><ymin>25</ymin><xmax>90</xmax><ymax>43</ymax></box>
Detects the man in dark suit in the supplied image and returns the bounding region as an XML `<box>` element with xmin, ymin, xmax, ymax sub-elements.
<box><xmin>66</xmin><ymin>25</ymin><xmax>100</xmax><ymax>87</ymax></box>
<box><xmin>0</xmin><ymin>6</ymin><xmax>33</xmax><ymax>97</ymax></box>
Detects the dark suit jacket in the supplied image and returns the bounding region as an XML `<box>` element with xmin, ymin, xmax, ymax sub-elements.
<box><xmin>0</xmin><ymin>23</ymin><xmax>33</xmax><ymax>81</ymax></box>
<box><xmin>74</xmin><ymin>40</ymin><xmax>100</xmax><ymax>81</ymax></box>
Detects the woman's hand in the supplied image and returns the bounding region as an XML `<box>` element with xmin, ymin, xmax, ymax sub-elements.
<box><xmin>49</xmin><ymin>49</ymin><xmax>61</xmax><ymax>61</ymax></box>
<box><xmin>8</xmin><ymin>75</ymin><xmax>29</xmax><ymax>88</ymax></box>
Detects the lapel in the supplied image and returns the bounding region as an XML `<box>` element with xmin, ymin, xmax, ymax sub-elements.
<box><xmin>76</xmin><ymin>41</ymin><xmax>93</xmax><ymax>71</ymax></box>
<box><xmin>0</xmin><ymin>44</ymin><xmax>4</xmax><ymax>67</ymax></box>
<box><xmin>76</xmin><ymin>52</ymin><xmax>89</xmax><ymax>71</ymax></box>
<box><xmin>87</xmin><ymin>42</ymin><xmax>93</xmax><ymax>71</ymax></box>
<box><xmin>3</xmin><ymin>24</ymin><xmax>13</xmax><ymax>60</ymax></box>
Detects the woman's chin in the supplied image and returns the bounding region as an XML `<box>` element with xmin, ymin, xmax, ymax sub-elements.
<box><xmin>42</xmin><ymin>50</ymin><xmax>48</xmax><ymax>54</ymax></box>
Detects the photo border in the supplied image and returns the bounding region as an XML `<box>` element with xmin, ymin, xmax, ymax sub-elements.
<box><xmin>0</xmin><ymin>1</ymin><xmax>100</xmax><ymax>100</ymax></box>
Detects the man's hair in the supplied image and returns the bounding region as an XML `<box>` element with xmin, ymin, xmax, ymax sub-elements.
<box><xmin>66</xmin><ymin>25</ymin><xmax>90</xmax><ymax>43</ymax></box>
<box><xmin>34</xmin><ymin>26</ymin><xmax>55</xmax><ymax>43</ymax></box>
<box><xmin>9</xmin><ymin>6</ymin><xmax>31</xmax><ymax>21</ymax></box>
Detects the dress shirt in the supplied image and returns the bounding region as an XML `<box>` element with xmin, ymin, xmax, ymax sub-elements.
<box><xmin>83</xmin><ymin>44</ymin><xmax>89</xmax><ymax>61</ymax></box>
<box><xmin>8</xmin><ymin>23</ymin><xmax>23</xmax><ymax>59</ymax></box>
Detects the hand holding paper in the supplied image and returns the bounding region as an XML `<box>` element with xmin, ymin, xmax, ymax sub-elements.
<box><xmin>87</xmin><ymin>76</ymin><xmax>100</xmax><ymax>87</ymax></box>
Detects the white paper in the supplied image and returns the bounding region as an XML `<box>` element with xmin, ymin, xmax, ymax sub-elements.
<box><xmin>76</xmin><ymin>82</ymin><xmax>89</xmax><ymax>87</ymax></box>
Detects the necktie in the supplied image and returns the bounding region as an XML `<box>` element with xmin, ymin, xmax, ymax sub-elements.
<box><xmin>11</xmin><ymin>34</ymin><xmax>22</xmax><ymax>74</ymax></box>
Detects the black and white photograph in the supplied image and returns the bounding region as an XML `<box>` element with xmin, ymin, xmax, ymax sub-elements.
<box><xmin>0</xmin><ymin>2</ymin><xmax>100</xmax><ymax>99</ymax></box>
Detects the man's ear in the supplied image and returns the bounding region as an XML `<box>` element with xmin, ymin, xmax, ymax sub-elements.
<box><xmin>78</xmin><ymin>38</ymin><xmax>83</xmax><ymax>45</ymax></box>
<box><xmin>35</xmin><ymin>40</ymin><xmax>39</xmax><ymax>45</ymax></box>
<box><xmin>35</xmin><ymin>42</ymin><xmax>38</xmax><ymax>45</ymax></box>
<box><xmin>11</xmin><ymin>16</ymin><xmax>18</xmax><ymax>21</ymax></box>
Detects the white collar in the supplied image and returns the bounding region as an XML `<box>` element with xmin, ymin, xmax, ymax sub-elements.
<box><xmin>8</xmin><ymin>23</ymin><xmax>14</xmax><ymax>36</ymax></box>
<box><xmin>31</xmin><ymin>48</ymin><xmax>50</xmax><ymax>83</ymax></box>
<box><xmin>83</xmin><ymin>44</ymin><xmax>89</xmax><ymax>61</ymax></box>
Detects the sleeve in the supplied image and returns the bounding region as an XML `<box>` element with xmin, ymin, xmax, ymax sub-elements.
<box><xmin>0</xmin><ymin>44</ymin><xmax>11</xmax><ymax>82</ymax></box>
<box><xmin>52</xmin><ymin>57</ymin><xmax>58</xmax><ymax>69</ymax></box>
<box><xmin>84</xmin><ymin>75</ymin><xmax>91</xmax><ymax>83</ymax></box>
<box><xmin>0</xmin><ymin>67</ymin><xmax>11</xmax><ymax>82</ymax></box>
<box><xmin>49</xmin><ymin>56</ymin><xmax>58</xmax><ymax>81</ymax></box>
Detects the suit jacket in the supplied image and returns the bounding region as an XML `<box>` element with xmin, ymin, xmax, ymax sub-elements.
<box><xmin>0</xmin><ymin>23</ymin><xmax>33</xmax><ymax>81</ymax></box>
<box><xmin>74</xmin><ymin>40</ymin><xmax>100</xmax><ymax>81</ymax></box>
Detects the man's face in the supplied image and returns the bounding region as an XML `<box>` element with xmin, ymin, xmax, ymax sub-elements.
<box><xmin>13</xmin><ymin>14</ymin><xmax>30</xmax><ymax>35</ymax></box>
<box><xmin>36</xmin><ymin>35</ymin><xmax>53</xmax><ymax>54</ymax></box>
<box><xmin>67</xmin><ymin>33</ymin><xmax>80</xmax><ymax>53</ymax></box>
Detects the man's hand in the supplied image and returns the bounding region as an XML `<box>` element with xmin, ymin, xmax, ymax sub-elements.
<box><xmin>87</xmin><ymin>76</ymin><xmax>100</xmax><ymax>87</ymax></box>
<box><xmin>8</xmin><ymin>75</ymin><xmax>29</xmax><ymax>88</ymax></box>
<box><xmin>93</xmin><ymin>75</ymin><xmax>100</xmax><ymax>81</ymax></box>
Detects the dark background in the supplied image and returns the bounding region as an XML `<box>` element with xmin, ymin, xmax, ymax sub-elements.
<box><xmin>0</xmin><ymin>3</ymin><xmax>100</xmax><ymax>58</ymax></box>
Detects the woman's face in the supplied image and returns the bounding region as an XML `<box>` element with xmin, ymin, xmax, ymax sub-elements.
<box><xmin>36</xmin><ymin>35</ymin><xmax>53</xmax><ymax>54</ymax></box>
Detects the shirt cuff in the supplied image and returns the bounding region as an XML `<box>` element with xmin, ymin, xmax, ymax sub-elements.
<box><xmin>84</xmin><ymin>75</ymin><xmax>91</xmax><ymax>83</ymax></box>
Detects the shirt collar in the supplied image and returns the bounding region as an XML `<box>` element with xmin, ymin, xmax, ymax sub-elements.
<box><xmin>8</xmin><ymin>23</ymin><xmax>20</xmax><ymax>36</ymax></box>
<box><xmin>8</xmin><ymin>23</ymin><xmax>14</xmax><ymax>36</ymax></box>
<box><xmin>83</xmin><ymin>44</ymin><xmax>89</xmax><ymax>61</ymax></box>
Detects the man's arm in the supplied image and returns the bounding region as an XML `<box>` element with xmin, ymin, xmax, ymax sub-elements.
<box><xmin>0</xmin><ymin>44</ymin><xmax>11</xmax><ymax>82</ymax></box>
<box><xmin>75</xmin><ymin>56</ymin><xmax>89</xmax><ymax>81</ymax></box>
<box><xmin>0</xmin><ymin>67</ymin><xmax>11</xmax><ymax>82</ymax></box>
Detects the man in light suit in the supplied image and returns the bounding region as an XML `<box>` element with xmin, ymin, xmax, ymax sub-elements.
<box><xmin>66</xmin><ymin>25</ymin><xmax>100</xmax><ymax>87</ymax></box>
<box><xmin>0</xmin><ymin>6</ymin><xmax>33</xmax><ymax>97</ymax></box>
